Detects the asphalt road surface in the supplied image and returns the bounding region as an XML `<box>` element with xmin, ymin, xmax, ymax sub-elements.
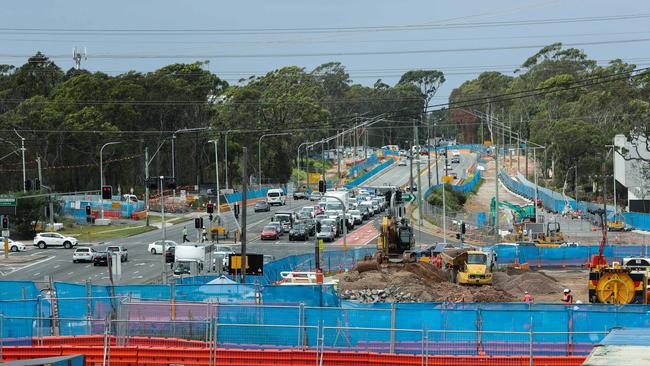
<box><xmin>0</xmin><ymin>198</ymin><xmax>377</xmax><ymax>285</ymax></box>
<box><xmin>1</xmin><ymin>152</ymin><xmax>477</xmax><ymax>285</ymax></box>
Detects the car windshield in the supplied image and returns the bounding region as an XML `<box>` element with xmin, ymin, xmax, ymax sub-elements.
<box><xmin>268</xmin><ymin>192</ymin><xmax>279</xmax><ymax>197</ymax></box>
<box><xmin>263</xmin><ymin>226</ymin><xmax>276</xmax><ymax>231</ymax></box>
<box><xmin>467</xmin><ymin>254</ymin><xmax>487</xmax><ymax>265</ymax></box>
<box><xmin>274</xmin><ymin>215</ymin><xmax>290</xmax><ymax>222</ymax></box>
<box><xmin>350</xmin><ymin>210</ymin><xmax>360</xmax><ymax>215</ymax></box>
<box><xmin>320</xmin><ymin>226</ymin><xmax>332</xmax><ymax>232</ymax></box>
<box><xmin>255</xmin><ymin>201</ymin><xmax>266</xmax><ymax>206</ymax></box>
<box><xmin>293</xmin><ymin>224</ymin><xmax>305</xmax><ymax>230</ymax></box>
<box><xmin>215</xmin><ymin>246</ymin><xmax>233</xmax><ymax>252</ymax></box>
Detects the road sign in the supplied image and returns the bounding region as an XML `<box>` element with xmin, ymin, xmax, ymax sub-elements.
<box><xmin>0</xmin><ymin>195</ymin><xmax>16</xmax><ymax>206</ymax></box>
<box><xmin>2</xmin><ymin>230</ymin><xmax>9</xmax><ymax>237</ymax></box>
<box><xmin>403</xmin><ymin>194</ymin><xmax>415</xmax><ymax>203</ymax></box>
<box><xmin>0</xmin><ymin>195</ymin><xmax>16</xmax><ymax>215</ymax></box>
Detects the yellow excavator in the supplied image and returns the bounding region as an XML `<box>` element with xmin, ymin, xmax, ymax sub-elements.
<box><xmin>358</xmin><ymin>214</ymin><xmax>415</xmax><ymax>272</ymax></box>
<box><xmin>588</xmin><ymin>208</ymin><xmax>648</xmax><ymax>304</ymax></box>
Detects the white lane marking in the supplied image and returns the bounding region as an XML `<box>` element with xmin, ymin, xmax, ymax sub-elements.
<box><xmin>134</xmin><ymin>275</ymin><xmax>143</xmax><ymax>279</ymax></box>
<box><xmin>54</xmin><ymin>265</ymin><xmax>61</xmax><ymax>269</ymax></box>
<box><xmin>84</xmin><ymin>265</ymin><xmax>90</xmax><ymax>268</ymax></box>
<box><xmin>33</xmin><ymin>272</ymin><xmax>40</xmax><ymax>276</ymax></box>
<box><xmin>4</xmin><ymin>255</ymin><xmax>55</xmax><ymax>276</ymax></box>
<box><xmin>67</xmin><ymin>272</ymin><xmax>74</xmax><ymax>276</ymax></box>
<box><xmin>101</xmin><ymin>276</ymin><xmax>109</xmax><ymax>280</ymax></box>
<box><xmin>135</xmin><ymin>263</ymin><xmax>146</xmax><ymax>266</ymax></box>
<box><xmin>133</xmin><ymin>271</ymin><xmax>139</xmax><ymax>274</ymax></box>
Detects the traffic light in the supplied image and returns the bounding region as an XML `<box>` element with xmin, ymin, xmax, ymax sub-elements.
<box><xmin>207</xmin><ymin>203</ymin><xmax>214</xmax><ymax>214</ymax></box>
<box><xmin>102</xmin><ymin>186</ymin><xmax>112</xmax><ymax>200</ymax></box>
<box><xmin>234</xmin><ymin>203</ymin><xmax>240</xmax><ymax>219</ymax></box>
<box><xmin>395</xmin><ymin>190</ymin><xmax>403</xmax><ymax>203</ymax></box>
<box><xmin>164</xmin><ymin>177</ymin><xmax>177</xmax><ymax>190</ymax></box>
<box><xmin>2</xmin><ymin>216</ymin><xmax>8</xmax><ymax>229</ymax></box>
<box><xmin>34</xmin><ymin>178</ymin><xmax>40</xmax><ymax>190</ymax></box>
<box><xmin>384</xmin><ymin>190</ymin><xmax>392</xmax><ymax>203</ymax></box>
<box><xmin>455</xmin><ymin>233</ymin><xmax>461</xmax><ymax>240</ymax></box>
<box><xmin>85</xmin><ymin>205</ymin><xmax>91</xmax><ymax>216</ymax></box>
<box><xmin>24</xmin><ymin>180</ymin><xmax>32</xmax><ymax>191</ymax></box>
<box><xmin>194</xmin><ymin>217</ymin><xmax>203</xmax><ymax>229</ymax></box>
<box><xmin>318</xmin><ymin>180</ymin><xmax>326</xmax><ymax>193</ymax></box>
<box><xmin>209</xmin><ymin>213</ymin><xmax>213</xmax><ymax>222</ymax></box>
<box><xmin>461</xmin><ymin>222</ymin><xmax>466</xmax><ymax>234</ymax></box>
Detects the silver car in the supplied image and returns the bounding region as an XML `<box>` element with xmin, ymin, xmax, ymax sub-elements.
<box><xmin>73</xmin><ymin>247</ymin><xmax>96</xmax><ymax>263</ymax></box>
<box><xmin>316</xmin><ymin>225</ymin><xmax>335</xmax><ymax>242</ymax></box>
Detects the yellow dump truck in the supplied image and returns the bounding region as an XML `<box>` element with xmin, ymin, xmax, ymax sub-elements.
<box><xmin>441</xmin><ymin>248</ymin><xmax>494</xmax><ymax>285</ymax></box>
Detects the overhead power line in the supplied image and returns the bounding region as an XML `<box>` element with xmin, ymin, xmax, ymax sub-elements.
<box><xmin>1</xmin><ymin>14</ymin><xmax>649</xmax><ymax>36</ymax></box>
<box><xmin>3</xmin><ymin>37</ymin><xmax>650</xmax><ymax>60</ymax></box>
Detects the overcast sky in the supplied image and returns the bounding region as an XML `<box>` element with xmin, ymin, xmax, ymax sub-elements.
<box><xmin>2</xmin><ymin>0</ymin><xmax>650</xmax><ymax>100</ymax></box>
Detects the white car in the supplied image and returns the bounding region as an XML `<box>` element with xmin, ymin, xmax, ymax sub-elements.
<box><xmin>2</xmin><ymin>238</ymin><xmax>26</xmax><ymax>252</ymax></box>
<box><xmin>33</xmin><ymin>233</ymin><xmax>78</xmax><ymax>249</ymax></box>
<box><xmin>348</xmin><ymin>210</ymin><xmax>363</xmax><ymax>225</ymax></box>
<box><xmin>398</xmin><ymin>159</ymin><xmax>407</xmax><ymax>166</ymax></box>
<box><xmin>73</xmin><ymin>247</ymin><xmax>96</xmax><ymax>263</ymax></box>
<box><xmin>213</xmin><ymin>245</ymin><xmax>236</xmax><ymax>270</ymax></box>
<box><xmin>148</xmin><ymin>240</ymin><xmax>178</xmax><ymax>254</ymax></box>
<box><xmin>300</xmin><ymin>206</ymin><xmax>316</xmax><ymax>218</ymax></box>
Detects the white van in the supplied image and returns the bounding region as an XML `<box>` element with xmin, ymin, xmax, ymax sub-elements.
<box><xmin>267</xmin><ymin>188</ymin><xmax>286</xmax><ymax>206</ymax></box>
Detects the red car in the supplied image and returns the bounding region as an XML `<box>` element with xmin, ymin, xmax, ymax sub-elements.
<box><xmin>314</xmin><ymin>205</ymin><xmax>324</xmax><ymax>216</ymax></box>
<box><xmin>261</xmin><ymin>225</ymin><xmax>280</xmax><ymax>240</ymax></box>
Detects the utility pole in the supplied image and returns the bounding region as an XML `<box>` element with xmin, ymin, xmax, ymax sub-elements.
<box><xmin>240</xmin><ymin>147</ymin><xmax>248</xmax><ymax>283</ymax></box>
<box><xmin>224</xmin><ymin>130</ymin><xmax>231</xmax><ymax>191</ymax></box>
<box><xmin>427</xmin><ymin>120</ymin><xmax>431</xmax><ymax>189</ymax></box>
<box><xmin>144</xmin><ymin>147</ymin><xmax>150</xmax><ymax>227</ymax></box>
<box><xmin>36</xmin><ymin>156</ymin><xmax>43</xmax><ymax>193</ymax></box>
<box><xmin>209</xmin><ymin>139</ymin><xmax>221</xmax><ymax>214</ymax></box>
<box><xmin>337</xmin><ymin>129</ymin><xmax>341</xmax><ymax>185</ymax></box>
<box><xmin>408</xmin><ymin>138</ymin><xmax>414</xmax><ymax>193</ymax></box>
<box><xmin>171</xmin><ymin>134</ymin><xmax>176</xmax><ymax>198</ymax></box>
<box><xmin>534</xmin><ymin>148</ymin><xmax>539</xmax><ymax>223</ymax></box>
<box><xmin>494</xmin><ymin>114</ymin><xmax>500</xmax><ymax>242</ymax></box>
<box><xmin>14</xmin><ymin>130</ymin><xmax>26</xmax><ymax>192</ymax></box>
<box><xmin>575</xmin><ymin>161</ymin><xmax>579</xmax><ymax>206</ymax></box>
<box><xmin>416</xmin><ymin>123</ymin><xmax>423</xmax><ymax>226</ymax></box>
<box><xmin>160</xmin><ymin>177</ymin><xmax>167</xmax><ymax>284</ymax></box>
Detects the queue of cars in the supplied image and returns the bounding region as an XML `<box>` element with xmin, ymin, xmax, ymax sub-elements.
<box><xmin>259</xmin><ymin>188</ymin><xmax>389</xmax><ymax>242</ymax></box>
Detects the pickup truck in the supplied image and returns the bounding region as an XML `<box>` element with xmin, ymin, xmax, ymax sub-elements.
<box><xmin>106</xmin><ymin>245</ymin><xmax>128</xmax><ymax>262</ymax></box>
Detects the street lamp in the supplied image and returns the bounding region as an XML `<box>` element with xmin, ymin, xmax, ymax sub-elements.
<box><xmin>208</xmin><ymin>139</ymin><xmax>221</xmax><ymax>214</ymax></box>
<box><xmin>297</xmin><ymin>141</ymin><xmax>317</xmax><ymax>190</ymax></box>
<box><xmin>529</xmin><ymin>146</ymin><xmax>545</xmax><ymax>223</ymax></box>
<box><xmin>100</xmin><ymin>141</ymin><xmax>121</xmax><ymax>220</ymax></box>
<box><xmin>13</xmin><ymin>130</ymin><xmax>26</xmax><ymax>192</ymax></box>
<box><xmin>224</xmin><ymin>129</ymin><xmax>233</xmax><ymax>191</ymax></box>
<box><xmin>258</xmin><ymin>132</ymin><xmax>291</xmax><ymax>189</ymax></box>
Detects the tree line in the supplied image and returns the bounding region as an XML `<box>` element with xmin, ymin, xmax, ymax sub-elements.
<box><xmin>0</xmin><ymin>54</ymin><xmax>443</xmax><ymax>194</ymax></box>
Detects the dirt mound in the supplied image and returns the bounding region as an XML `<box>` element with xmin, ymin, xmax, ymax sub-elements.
<box><xmin>337</xmin><ymin>263</ymin><xmax>514</xmax><ymax>303</ymax></box>
<box><xmin>493</xmin><ymin>271</ymin><xmax>564</xmax><ymax>298</ymax></box>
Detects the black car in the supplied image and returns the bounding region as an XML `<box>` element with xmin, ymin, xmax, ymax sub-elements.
<box><xmin>303</xmin><ymin>219</ymin><xmax>316</xmax><ymax>236</ymax></box>
<box><xmin>254</xmin><ymin>200</ymin><xmax>271</xmax><ymax>212</ymax></box>
<box><xmin>293</xmin><ymin>191</ymin><xmax>308</xmax><ymax>200</ymax></box>
<box><xmin>289</xmin><ymin>224</ymin><xmax>309</xmax><ymax>241</ymax></box>
<box><xmin>93</xmin><ymin>251</ymin><xmax>109</xmax><ymax>266</ymax></box>
<box><xmin>165</xmin><ymin>246</ymin><xmax>175</xmax><ymax>264</ymax></box>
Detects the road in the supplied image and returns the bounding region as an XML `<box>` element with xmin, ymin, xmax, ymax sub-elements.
<box><xmin>0</xmin><ymin>198</ymin><xmax>376</xmax><ymax>285</ymax></box>
<box><xmin>0</xmin><ymin>151</ymin><xmax>477</xmax><ymax>285</ymax></box>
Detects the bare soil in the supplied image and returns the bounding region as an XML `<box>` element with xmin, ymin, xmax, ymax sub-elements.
<box><xmin>464</xmin><ymin>156</ymin><xmax>528</xmax><ymax>214</ymax></box>
<box><xmin>337</xmin><ymin>262</ymin><xmax>514</xmax><ymax>303</ymax></box>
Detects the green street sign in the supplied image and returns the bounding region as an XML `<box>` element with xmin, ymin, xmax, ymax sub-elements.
<box><xmin>0</xmin><ymin>195</ymin><xmax>16</xmax><ymax>207</ymax></box>
<box><xmin>403</xmin><ymin>194</ymin><xmax>415</xmax><ymax>203</ymax></box>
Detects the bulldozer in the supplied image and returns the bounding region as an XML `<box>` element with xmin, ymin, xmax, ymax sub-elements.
<box><xmin>532</xmin><ymin>222</ymin><xmax>565</xmax><ymax>247</ymax></box>
<box><xmin>588</xmin><ymin>208</ymin><xmax>648</xmax><ymax>304</ymax></box>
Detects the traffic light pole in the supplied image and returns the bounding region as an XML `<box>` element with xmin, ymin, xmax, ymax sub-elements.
<box><xmin>160</xmin><ymin>177</ymin><xmax>167</xmax><ymax>284</ymax></box>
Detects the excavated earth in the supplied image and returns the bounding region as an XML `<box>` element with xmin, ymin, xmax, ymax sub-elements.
<box><xmin>337</xmin><ymin>262</ymin><xmax>563</xmax><ymax>303</ymax></box>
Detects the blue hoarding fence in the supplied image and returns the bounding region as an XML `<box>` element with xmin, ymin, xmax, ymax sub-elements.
<box><xmin>499</xmin><ymin>169</ymin><xmax>650</xmax><ymax>231</ymax></box>
<box><xmin>344</xmin><ymin>158</ymin><xmax>395</xmax><ymax>189</ymax></box>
